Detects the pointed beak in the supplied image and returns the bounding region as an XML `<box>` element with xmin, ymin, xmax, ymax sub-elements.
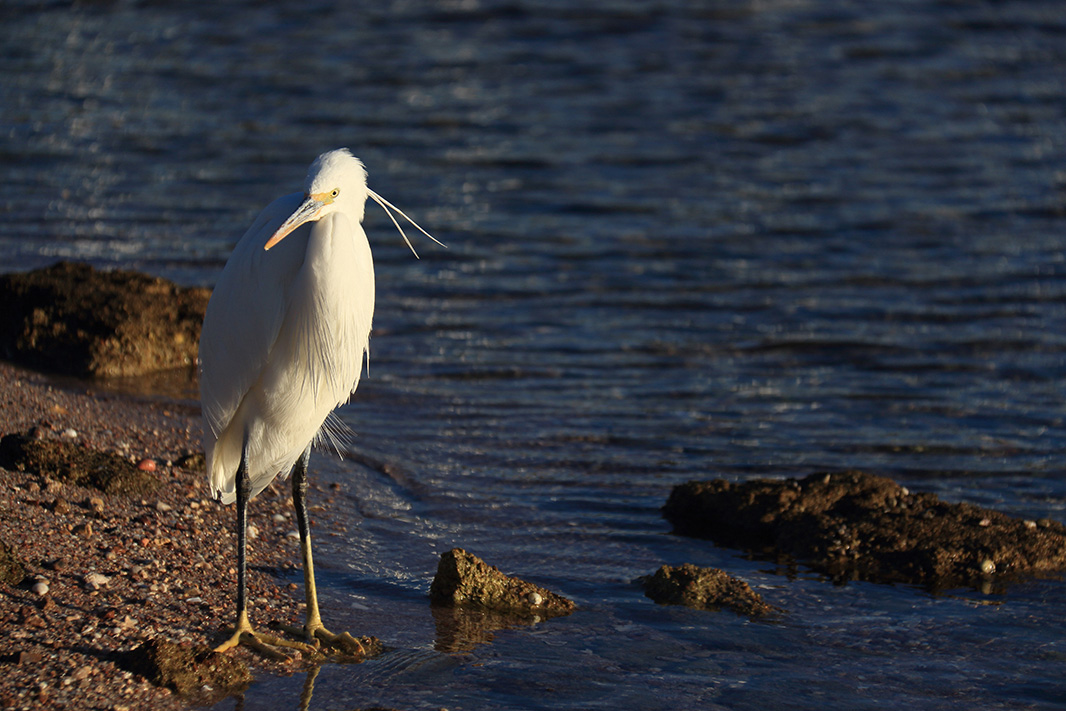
<box><xmin>264</xmin><ymin>195</ymin><xmax>326</xmax><ymax>251</ymax></box>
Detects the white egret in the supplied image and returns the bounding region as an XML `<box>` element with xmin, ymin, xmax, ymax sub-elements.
<box><xmin>199</xmin><ymin>148</ymin><xmax>439</xmax><ymax>658</ymax></box>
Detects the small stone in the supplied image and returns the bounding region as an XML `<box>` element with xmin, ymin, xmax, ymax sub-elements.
<box><xmin>1024</xmin><ymin>520</ymin><xmax>1038</xmax><ymax>530</ymax></box>
<box><xmin>155</xmin><ymin>501</ymin><xmax>172</xmax><ymax>512</ymax></box>
<box><xmin>286</xmin><ymin>531</ymin><xmax>300</xmax><ymax>540</ymax></box>
<box><xmin>16</xmin><ymin>651</ymin><xmax>42</xmax><ymax>665</ymax></box>
<box><xmin>53</xmin><ymin>498</ymin><xmax>70</xmax><ymax>515</ymax></box>
<box><xmin>61</xmin><ymin>428</ymin><xmax>78</xmax><ymax>439</ymax></box>
<box><xmin>272</xmin><ymin>514</ymin><xmax>287</xmax><ymax>523</ymax></box>
<box><xmin>32</xmin><ymin>581</ymin><xmax>49</xmax><ymax>596</ymax></box>
<box><xmin>247</xmin><ymin>525</ymin><xmax>259</xmax><ymax>540</ymax></box>
<box><xmin>526</xmin><ymin>592</ymin><xmax>543</xmax><ymax>606</ymax></box>
<box><xmin>980</xmin><ymin>559</ymin><xmax>996</xmax><ymax>575</ymax></box>
<box><xmin>138</xmin><ymin>459</ymin><xmax>157</xmax><ymax>472</ymax></box>
<box><xmin>88</xmin><ymin>497</ymin><xmax>104</xmax><ymax>514</ymax></box>
<box><xmin>84</xmin><ymin>572</ymin><xmax>110</xmax><ymax>589</ymax></box>
<box><xmin>73</xmin><ymin>522</ymin><xmax>93</xmax><ymax>537</ymax></box>
<box><xmin>979</xmin><ymin>518</ymin><xmax>992</xmax><ymax>527</ymax></box>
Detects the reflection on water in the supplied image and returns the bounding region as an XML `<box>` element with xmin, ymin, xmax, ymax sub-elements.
<box><xmin>4</xmin><ymin>0</ymin><xmax>1066</xmax><ymax>708</ymax></box>
<box><xmin>431</xmin><ymin>604</ymin><xmax>542</xmax><ymax>653</ymax></box>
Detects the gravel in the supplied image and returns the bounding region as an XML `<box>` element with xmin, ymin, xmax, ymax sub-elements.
<box><xmin>0</xmin><ymin>361</ymin><xmax>310</xmax><ymax>710</ymax></box>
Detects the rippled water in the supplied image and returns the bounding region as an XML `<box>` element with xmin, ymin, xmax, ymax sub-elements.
<box><xmin>4</xmin><ymin>1</ymin><xmax>1066</xmax><ymax>708</ymax></box>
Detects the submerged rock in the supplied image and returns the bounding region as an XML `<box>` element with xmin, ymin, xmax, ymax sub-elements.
<box><xmin>118</xmin><ymin>638</ymin><xmax>250</xmax><ymax>704</ymax></box>
<box><xmin>0</xmin><ymin>261</ymin><xmax>209</xmax><ymax>378</ymax></box>
<box><xmin>0</xmin><ymin>433</ymin><xmax>160</xmax><ymax>497</ymax></box>
<box><xmin>664</xmin><ymin>471</ymin><xmax>1066</xmax><ymax>591</ymax></box>
<box><xmin>641</xmin><ymin>564</ymin><xmax>777</xmax><ymax>618</ymax></box>
<box><xmin>430</xmin><ymin>548</ymin><xmax>575</xmax><ymax>617</ymax></box>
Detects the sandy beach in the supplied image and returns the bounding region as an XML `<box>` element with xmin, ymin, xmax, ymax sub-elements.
<box><xmin>0</xmin><ymin>360</ymin><xmax>326</xmax><ymax>709</ymax></box>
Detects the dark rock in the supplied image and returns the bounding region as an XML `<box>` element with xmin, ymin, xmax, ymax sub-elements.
<box><xmin>0</xmin><ymin>261</ymin><xmax>209</xmax><ymax>378</ymax></box>
<box><xmin>118</xmin><ymin>638</ymin><xmax>250</xmax><ymax>703</ymax></box>
<box><xmin>0</xmin><ymin>539</ymin><xmax>26</xmax><ymax>587</ymax></box>
<box><xmin>430</xmin><ymin>548</ymin><xmax>575</xmax><ymax>617</ymax></box>
<box><xmin>174</xmin><ymin>451</ymin><xmax>206</xmax><ymax>473</ymax></box>
<box><xmin>664</xmin><ymin>471</ymin><xmax>1066</xmax><ymax>591</ymax></box>
<box><xmin>641</xmin><ymin>564</ymin><xmax>777</xmax><ymax>618</ymax></box>
<box><xmin>0</xmin><ymin>433</ymin><xmax>160</xmax><ymax>497</ymax></box>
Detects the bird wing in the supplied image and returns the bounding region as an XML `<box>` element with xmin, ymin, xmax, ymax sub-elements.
<box><xmin>199</xmin><ymin>192</ymin><xmax>308</xmax><ymax>454</ymax></box>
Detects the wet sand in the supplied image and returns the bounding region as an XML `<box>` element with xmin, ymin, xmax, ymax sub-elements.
<box><xmin>0</xmin><ymin>361</ymin><xmax>321</xmax><ymax>709</ymax></box>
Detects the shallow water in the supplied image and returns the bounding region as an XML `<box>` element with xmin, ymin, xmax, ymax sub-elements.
<box><xmin>4</xmin><ymin>0</ymin><xmax>1066</xmax><ymax>708</ymax></box>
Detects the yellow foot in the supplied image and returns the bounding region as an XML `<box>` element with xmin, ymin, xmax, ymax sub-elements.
<box><xmin>278</xmin><ymin>622</ymin><xmax>368</xmax><ymax>657</ymax></box>
<box><xmin>215</xmin><ymin>614</ymin><xmax>318</xmax><ymax>662</ymax></box>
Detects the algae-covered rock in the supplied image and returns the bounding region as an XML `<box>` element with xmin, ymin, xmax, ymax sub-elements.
<box><xmin>0</xmin><ymin>261</ymin><xmax>209</xmax><ymax>378</ymax></box>
<box><xmin>0</xmin><ymin>433</ymin><xmax>160</xmax><ymax>497</ymax></box>
<box><xmin>430</xmin><ymin>548</ymin><xmax>574</xmax><ymax>617</ymax></box>
<box><xmin>664</xmin><ymin>471</ymin><xmax>1066</xmax><ymax>591</ymax></box>
<box><xmin>119</xmin><ymin>638</ymin><xmax>250</xmax><ymax>704</ymax></box>
<box><xmin>0</xmin><ymin>538</ymin><xmax>26</xmax><ymax>587</ymax></box>
<box><xmin>641</xmin><ymin>564</ymin><xmax>777</xmax><ymax>618</ymax></box>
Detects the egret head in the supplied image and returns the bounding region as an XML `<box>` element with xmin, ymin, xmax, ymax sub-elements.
<box><xmin>264</xmin><ymin>148</ymin><xmax>368</xmax><ymax>251</ymax></box>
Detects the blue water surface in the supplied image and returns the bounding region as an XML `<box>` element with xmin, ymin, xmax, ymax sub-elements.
<box><xmin>3</xmin><ymin>0</ymin><xmax>1066</xmax><ymax>708</ymax></box>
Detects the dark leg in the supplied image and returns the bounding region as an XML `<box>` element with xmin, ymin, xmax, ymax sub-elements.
<box><xmin>285</xmin><ymin>444</ymin><xmax>365</xmax><ymax>656</ymax></box>
<box><xmin>215</xmin><ymin>444</ymin><xmax>315</xmax><ymax>659</ymax></box>
<box><xmin>291</xmin><ymin>445</ymin><xmax>324</xmax><ymax>631</ymax></box>
<box><xmin>235</xmin><ymin>446</ymin><xmax>252</xmax><ymax>622</ymax></box>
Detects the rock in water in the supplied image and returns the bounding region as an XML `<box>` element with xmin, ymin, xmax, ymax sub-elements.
<box><xmin>641</xmin><ymin>564</ymin><xmax>777</xmax><ymax>618</ymax></box>
<box><xmin>430</xmin><ymin>548</ymin><xmax>574</xmax><ymax>617</ymax></box>
<box><xmin>664</xmin><ymin>471</ymin><xmax>1066</xmax><ymax>591</ymax></box>
<box><xmin>0</xmin><ymin>261</ymin><xmax>209</xmax><ymax>378</ymax></box>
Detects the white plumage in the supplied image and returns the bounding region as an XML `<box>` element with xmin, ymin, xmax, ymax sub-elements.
<box><xmin>199</xmin><ymin>149</ymin><xmax>374</xmax><ymax>504</ymax></box>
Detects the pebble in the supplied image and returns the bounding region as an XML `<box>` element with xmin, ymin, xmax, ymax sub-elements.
<box><xmin>286</xmin><ymin>530</ymin><xmax>300</xmax><ymax>540</ymax></box>
<box><xmin>84</xmin><ymin>573</ymin><xmax>111</xmax><ymax>589</ymax></box>
<box><xmin>526</xmin><ymin>592</ymin><xmax>543</xmax><ymax>606</ymax></box>
<box><xmin>155</xmin><ymin>501</ymin><xmax>172</xmax><ymax>512</ymax></box>
<box><xmin>137</xmin><ymin>458</ymin><xmax>157</xmax><ymax>472</ymax></box>
<box><xmin>248</xmin><ymin>524</ymin><xmax>259</xmax><ymax>540</ymax></box>
<box><xmin>272</xmin><ymin>513</ymin><xmax>288</xmax><ymax>523</ymax></box>
<box><xmin>61</xmin><ymin>428</ymin><xmax>78</xmax><ymax>439</ymax></box>
<box><xmin>980</xmin><ymin>559</ymin><xmax>996</xmax><ymax>575</ymax></box>
<box><xmin>32</xmin><ymin>581</ymin><xmax>49</xmax><ymax>596</ymax></box>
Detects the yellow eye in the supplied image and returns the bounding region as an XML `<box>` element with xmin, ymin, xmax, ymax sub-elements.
<box><xmin>330</xmin><ymin>189</ymin><xmax>340</xmax><ymax>199</ymax></box>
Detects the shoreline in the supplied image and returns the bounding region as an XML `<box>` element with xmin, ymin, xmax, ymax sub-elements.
<box><xmin>0</xmin><ymin>360</ymin><xmax>314</xmax><ymax>709</ymax></box>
